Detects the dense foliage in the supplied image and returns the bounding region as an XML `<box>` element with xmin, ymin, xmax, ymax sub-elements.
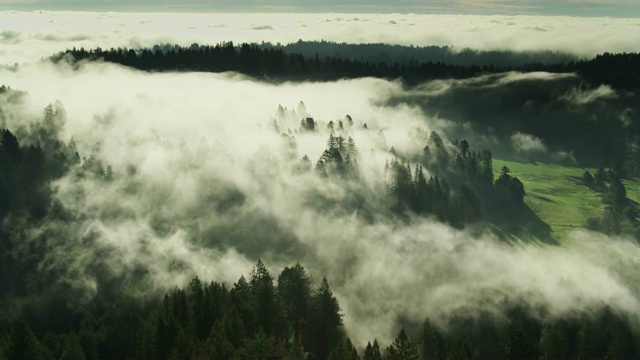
<box><xmin>582</xmin><ymin>166</ymin><xmax>640</xmax><ymax>238</ymax></box>
<box><xmin>1</xmin><ymin>261</ymin><xmax>638</xmax><ymax>359</ymax></box>
<box><xmin>51</xmin><ymin>42</ymin><xmax>640</xmax><ymax>89</ymax></box>
<box><xmin>260</xmin><ymin>40</ymin><xmax>578</xmax><ymax>68</ymax></box>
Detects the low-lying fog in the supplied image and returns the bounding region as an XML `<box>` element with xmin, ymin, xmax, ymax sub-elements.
<box><xmin>1</xmin><ymin>59</ymin><xmax>640</xmax><ymax>344</ymax></box>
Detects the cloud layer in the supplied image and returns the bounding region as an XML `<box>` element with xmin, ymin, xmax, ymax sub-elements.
<box><xmin>2</xmin><ymin>60</ymin><xmax>640</xmax><ymax>345</ymax></box>
<box><xmin>1</xmin><ymin>11</ymin><xmax>639</xmax><ymax>65</ymax></box>
<box><xmin>0</xmin><ymin>9</ymin><xmax>639</xmax><ymax>346</ymax></box>
<box><xmin>1</xmin><ymin>0</ymin><xmax>640</xmax><ymax>17</ymax></box>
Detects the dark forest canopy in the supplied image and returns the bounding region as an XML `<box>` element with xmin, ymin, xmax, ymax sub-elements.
<box><xmin>50</xmin><ymin>41</ymin><xmax>640</xmax><ymax>89</ymax></box>
<box><xmin>2</xmin><ymin>260</ymin><xmax>638</xmax><ymax>360</ymax></box>
<box><xmin>258</xmin><ymin>40</ymin><xmax>579</xmax><ymax>68</ymax></box>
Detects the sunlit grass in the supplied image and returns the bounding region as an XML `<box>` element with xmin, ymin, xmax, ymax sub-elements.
<box><xmin>492</xmin><ymin>160</ymin><xmax>609</xmax><ymax>241</ymax></box>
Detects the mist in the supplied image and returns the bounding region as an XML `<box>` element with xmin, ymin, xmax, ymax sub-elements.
<box><xmin>1</xmin><ymin>57</ymin><xmax>640</xmax><ymax>347</ymax></box>
<box><xmin>385</xmin><ymin>70</ymin><xmax>640</xmax><ymax>165</ymax></box>
<box><xmin>2</xmin><ymin>11</ymin><xmax>640</xmax><ymax>65</ymax></box>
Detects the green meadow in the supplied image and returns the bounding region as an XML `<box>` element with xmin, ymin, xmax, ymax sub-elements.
<box><xmin>492</xmin><ymin>160</ymin><xmax>640</xmax><ymax>241</ymax></box>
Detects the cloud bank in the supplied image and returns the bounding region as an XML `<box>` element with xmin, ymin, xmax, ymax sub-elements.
<box><xmin>2</xmin><ymin>60</ymin><xmax>640</xmax><ymax>346</ymax></box>
<box><xmin>511</xmin><ymin>132</ymin><xmax>547</xmax><ymax>154</ymax></box>
<box><xmin>0</xmin><ymin>11</ymin><xmax>639</xmax><ymax>64</ymax></box>
<box><xmin>1</xmin><ymin>0</ymin><xmax>640</xmax><ymax>17</ymax></box>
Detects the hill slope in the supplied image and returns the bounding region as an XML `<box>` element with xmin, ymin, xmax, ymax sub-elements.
<box><xmin>493</xmin><ymin>159</ymin><xmax>640</xmax><ymax>241</ymax></box>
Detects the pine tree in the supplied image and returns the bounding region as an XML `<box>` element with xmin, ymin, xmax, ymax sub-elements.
<box><xmin>308</xmin><ymin>277</ymin><xmax>343</xmax><ymax>360</ymax></box>
<box><xmin>582</xmin><ymin>170</ymin><xmax>595</xmax><ymax>188</ymax></box>
<box><xmin>539</xmin><ymin>325</ymin><xmax>568</xmax><ymax>360</ymax></box>
<box><xmin>477</xmin><ymin>149</ymin><xmax>493</xmax><ymax>184</ymax></box>
<box><xmin>364</xmin><ymin>340</ymin><xmax>383</xmax><ymax>360</ymax></box>
<box><xmin>6</xmin><ymin>320</ymin><xmax>43</xmax><ymax>360</ymax></box>
<box><xmin>502</xmin><ymin>323</ymin><xmax>538</xmax><ymax>360</ymax></box>
<box><xmin>385</xmin><ymin>327</ymin><xmax>418</xmax><ymax>360</ymax></box>
<box><xmin>421</xmin><ymin>318</ymin><xmax>445</xmax><ymax>360</ymax></box>
<box><xmin>278</xmin><ymin>263</ymin><xmax>311</xmax><ymax>347</ymax></box>
<box><xmin>608</xmin><ymin>174</ymin><xmax>627</xmax><ymax>209</ymax></box>
<box><xmin>250</xmin><ymin>260</ymin><xmax>280</xmax><ymax>337</ymax></box>
<box><xmin>329</xmin><ymin>338</ymin><xmax>359</xmax><ymax>360</ymax></box>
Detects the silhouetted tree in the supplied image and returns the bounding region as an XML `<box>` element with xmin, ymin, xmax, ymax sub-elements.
<box><xmin>495</xmin><ymin>166</ymin><xmax>525</xmax><ymax>205</ymax></box>
<box><xmin>539</xmin><ymin>324</ymin><xmax>569</xmax><ymax>360</ymax></box>
<box><xmin>421</xmin><ymin>318</ymin><xmax>445</xmax><ymax>360</ymax></box>
<box><xmin>278</xmin><ymin>264</ymin><xmax>311</xmax><ymax>349</ymax></box>
<box><xmin>593</xmin><ymin>167</ymin><xmax>608</xmax><ymax>192</ymax></box>
<box><xmin>329</xmin><ymin>337</ymin><xmax>359</xmax><ymax>360</ymax></box>
<box><xmin>582</xmin><ymin>170</ymin><xmax>595</xmax><ymax>188</ymax></box>
<box><xmin>308</xmin><ymin>277</ymin><xmax>343</xmax><ymax>360</ymax></box>
<box><xmin>385</xmin><ymin>327</ymin><xmax>419</xmax><ymax>360</ymax></box>
<box><xmin>608</xmin><ymin>174</ymin><xmax>627</xmax><ymax>209</ymax></box>
<box><xmin>5</xmin><ymin>320</ymin><xmax>43</xmax><ymax>360</ymax></box>
<box><xmin>250</xmin><ymin>260</ymin><xmax>280</xmax><ymax>337</ymax></box>
<box><xmin>364</xmin><ymin>340</ymin><xmax>383</xmax><ymax>360</ymax></box>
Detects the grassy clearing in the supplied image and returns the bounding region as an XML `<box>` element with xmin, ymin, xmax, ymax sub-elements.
<box><xmin>492</xmin><ymin>160</ymin><xmax>605</xmax><ymax>241</ymax></box>
<box><xmin>623</xmin><ymin>178</ymin><xmax>640</xmax><ymax>204</ymax></box>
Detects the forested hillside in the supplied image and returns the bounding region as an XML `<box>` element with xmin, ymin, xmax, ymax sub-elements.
<box><xmin>0</xmin><ymin>36</ymin><xmax>638</xmax><ymax>359</ymax></box>
<box><xmin>50</xmin><ymin>43</ymin><xmax>640</xmax><ymax>169</ymax></box>
<box><xmin>2</xmin><ymin>261</ymin><xmax>638</xmax><ymax>360</ymax></box>
<box><xmin>1</xmin><ymin>81</ymin><xmax>639</xmax><ymax>358</ymax></box>
<box><xmin>52</xmin><ymin>42</ymin><xmax>640</xmax><ymax>89</ymax></box>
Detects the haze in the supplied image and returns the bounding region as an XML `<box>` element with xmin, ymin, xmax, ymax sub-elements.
<box><xmin>1</xmin><ymin>5</ymin><xmax>640</xmax><ymax>354</ymax></box>
<box><xmin>1</xmin><ymin>12</ymin><xmax>640</xmax><ymax>65</ymax></box>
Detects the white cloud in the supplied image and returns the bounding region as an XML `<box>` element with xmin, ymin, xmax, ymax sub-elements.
<box><xmin>511</xmin><ymin>131</ymin><xmax>547</xmax><ymax>153</ymax></box>
<box><xmin>0</xmin><ymin>11</ymin><xmax>639</xmax><ymax>65</ymax></box>
<box><xmin>1</xmin><ymin>60</ymin><xmax>640</xmax><ymax>346</ymax></box>
<box><xmin>561</xmin><ymin>84</ymin><xmax>616</xmax><ymax>105</ymax></box>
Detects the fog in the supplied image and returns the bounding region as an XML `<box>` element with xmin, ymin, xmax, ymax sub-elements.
<box><xmin>2</xmin><ymin>57</ymin><xmax>640</xmax><ymax>346</ymax></box>
<box><xmin>2</xmin><ymin>11</ymin><xmax>640</xmax><ymax>64</ymax></box>
<box><xmin>386</xmin><ymin>69</ymin><xmax>640</xmax><ymax>165</ymax></box>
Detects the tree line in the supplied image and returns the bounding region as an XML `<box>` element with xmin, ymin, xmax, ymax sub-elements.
<box><xmin>48</xmin><ymin>44</ymin><xmax>640</xmax><ymax>173</ymax></box>
<box><xmin>583</xmin><ymin>165</ymin><xmax>640</xmax><ymax>239</ymax></box>
<box><xmin>271</xmin><ymin>110</ymin><xmax>545</xmax><ymax>238</ymax></box>
<box><xmin>285</xmin><ymin>114</ymin><xmax>529</xmax><ymax>231</ymax></box>
<box><xmin>383</xmin><ymin>132</ymin><xmax>528</xmax><ymax>232</ymax></box>
<box><xmin>51</xmin><ymin>42</ymin><xmax>640</xmax><ymax>89</ymax></box>
<box><xmin>2</xmin><ymin>260</ymin><xmax>638</xmax><ymax>359</ymax></box>
<box><xmin>262</xmin><ymin>40</ymin><xmax>577</xmax><ymax>68</ymax></box>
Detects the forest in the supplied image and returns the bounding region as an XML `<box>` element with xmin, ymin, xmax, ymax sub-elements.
<box><xmin>51</xmin><ymin>42</ymin><xmax>640</xmax><ymax>168</ymax></box>
<box><xmin>0</xmin><ymin>83</ymin><xmax>639</xmax><ymax>358</ymax></box>
<box><xmin>0</xmin><ymin>35</ymin><xmax>639</xmax><ymax>359</ymax></box>
<box><xmin>51</xmin><ymin>41</ymin><xmax>640</xmax><ymax>89</ymax></box>
<box><xmin>51</xmin><ymin>42</ymin><xmax>487</xmax><ymax>83</ymax></box>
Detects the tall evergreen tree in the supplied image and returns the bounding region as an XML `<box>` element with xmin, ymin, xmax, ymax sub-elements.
<box><xmin>277</xmin><ymin>263</ymin><xmax>311</xmax><ymax>348</ymax></box>
<box><xmin>421</xmin><ymin>318</ymin><xmax>445</xmax><ymax>360</ymax></box>
<box><xmin>249</xmin><ymin>260</ymin><xmax>280</xmax><ymax>337</ymax></box>
<box><xmin>539</xmin><ymin>324</ymin><xmax>569</xmax><ymax>360</ymax></box>
<box><xmin>385</xmin><ymin>327</ymin><xmax>419</xmax><ymax>360</ymax></box>
<box><xmin>364</xmin><ymin>340</ymin><xmax>383</xmax><ymax>360</ymax></box>
<box><xmin>308</xmin><ymin>277</ymin><xmax>343</xmax><ymax>360</ymax></box>
<box><xmin>5</xmin><ymin>320</ymin><xmax>43</xmax><ymax>360</ymax></box>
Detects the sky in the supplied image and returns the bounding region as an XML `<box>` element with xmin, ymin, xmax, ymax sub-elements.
<box><xmin>0</xmin><ymin>0</ymin><xmax>639</xmax><ymax>17</ymax></box>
